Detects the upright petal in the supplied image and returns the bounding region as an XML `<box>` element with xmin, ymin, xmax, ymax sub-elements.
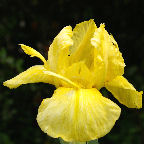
<box><xmin>37</xmin><ymin>87</ymin><xmax>121</xmax><ymax>142</ymax></box>
<box><xmin>91</xmin><ymin>24</ymin><xmax>125</xmax><ymax>89</ymax></box>
<box><xmin>69</xmin><ymin>19</ymin><xmax>97</xmax><ymax>68</ymax></box>
<box><xmin>48</xmin><ymin>26</ymin><xmax>73</xmax><ymax>73</ymax></box>
<box><xmin>106</xmin><ymin>35</ymin><xmax>125</xmax><ymax>81</ymax></box>
<box><xmin>105</xmin><ymin>76</ymin><xmax>143</xmax><ymax>108</ymax></box>
<box><xmin>3</xmin><ymin>65</ymin><xmax>57</xmax><ymax>89</ymax></box>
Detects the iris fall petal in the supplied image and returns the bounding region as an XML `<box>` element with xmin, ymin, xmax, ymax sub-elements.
<box><xmin>106</xmin><ymin>76</ymin><xmax>143</xmax><ymax>108</ymax></box>
<box><xmin>37</xmin><ymin>87</ymin><xmax>121</xmax><ymax>142</ymax></box>
<box><xmin>3</xmin><ymin>65</ymin><xmax>56</xmax><ymax>89</ymax></box>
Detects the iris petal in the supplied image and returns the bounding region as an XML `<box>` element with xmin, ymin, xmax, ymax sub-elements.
<box><xmin>37</xmin><ymin>87</ymin><xmax>121</xmax><ymax>142</ymax></box>
<box><xmin>3</xmin><ymin>65</ymin><xmax>55</xmax><ymax>88</ymax></box>
<box><xmin>69</xmin><ymin>19</ymin><xmax>97</xmax><ymax>68</ymax></box>
<box><xmin>19</xmin><ymin>44</ymin><xmax>47</xmax><ymax>66</ymax></box>
<box><xmin>48</xmin><ymin>26</ymin><xmax>73</xmax><ymax>73</ymax></box>
<box><xmin>3</xmin><ymin>65</ymin><xmax>82</xmax><ymax>89</ymax></box>
<box><xmin>64</xmin><ymin>61</ymin><xmax>93</xmax><ymax>88</ymax></box>
<box><xmin>106</xmin><ymin>76</ymin><xmax>143</xmax><ymax>108</ymax></box>
<box><xmin>91</xmin><ymin>24</ymin><xmax>125</xmax><ymax>89</ymax></box>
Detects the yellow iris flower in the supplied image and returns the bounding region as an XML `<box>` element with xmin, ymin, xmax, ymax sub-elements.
<box><xmin>3</xmin><ymin>20</ymin><xmax>143</xmax><ymax>142</ymax></box>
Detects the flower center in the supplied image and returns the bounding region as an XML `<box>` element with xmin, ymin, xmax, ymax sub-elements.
<box><xmin>43</xmin><ymin>70</ymin><xmax>81</xmax><ymax>89</ymax></box>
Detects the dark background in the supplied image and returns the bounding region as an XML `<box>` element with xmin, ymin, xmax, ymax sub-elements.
<box><xmin>0</xmin><ymin>0</ymin><xmax>144</xmax><ymax>144</ymax></box>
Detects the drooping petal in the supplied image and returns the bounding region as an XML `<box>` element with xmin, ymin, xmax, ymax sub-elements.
<box><xmin>3</xmin><ymin>65</ymin><xmax>81</xmax><ymax>89</ymax></box>
<box><xmin>69</xmin><ymin>19</ymin><xmax>97</xmax><ymax>68</ymax></box>
<box><xmin>64</xmin><ymin>61</ymin><xmax>93</xmax><ymax>88</ymax></box>
<box><xmin>105</xmin><ymin>76</ymin><xmax>143</xmax><ymax>108</ymax></box>
<box><xmin>37</xmin><ymin>87</ymin><xmax>121</xmax><ymax>142</ymax></box>
<box><xmin>48</xmin><ymin>26</ymin><xmax>73</xmax><ymax>73</ymax></box>
<box><xmin>91</xmin><ymin>24</ymin><xmax>125</xmax><ymax>89</ymax></box>
<box><xmin>43</xmin><ymin>71</ymin><xmax>80</xmax><ymax>89</ymax></box>
<box><xmin>20</xmin><ymin>44</ymin><xmax>47</xmax><ymax>66</ymax></box>
<box><xmin>3</xmin><ymin>65</ymin><xmax>57</xmax><ymax>89</ymax></box>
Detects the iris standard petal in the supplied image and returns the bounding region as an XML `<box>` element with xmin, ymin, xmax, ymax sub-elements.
<box><xmin>69</xmin><ymin>19</ymin><xmax>97</xmax><ymax>68</ymax></box>
<box><xmin>91</xmin><ymin>24</ymin><xmax>125</xmax><ymax>89</ymax></box>
<box><xmin>48</xmin><ymin>26</ymin><xmax>73</xmax><ymax>73</ymax></box>
<box><xmin>105</xmin><ymin>76</ymin><xmax>143</xmax><ymax>108</ymax></box>
<box><xmin>37</xmin><ymin>87</ymin><xmax>121</xmax><ymax>142</ymax></box>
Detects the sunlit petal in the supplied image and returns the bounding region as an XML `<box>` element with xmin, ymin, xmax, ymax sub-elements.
<box><xmin>37</xmin><ymin>87</ymin><xmax>121</xmax><ymax>142</ymax></box>
<box><xmin>91</xmin><ymin>24</ymin><xmax>125</xmax><ymax>89</ymax></box>
<box><xmin>3</xmin><ymin>65</ymin><xmax>56</xmax><ymax>89</ymax></box>
<box><xmin>69</xmin><ymin>19</ymin><xmax>97</xmax><ymax>68</ymax></box>
<box><xmin>48</xmin><ymin>26</ymin><xmax>73</xmax><ymax>73</ymax></box>
<box><xmin>64</xmin><ymin>61</ymin><xmax>93</xmax><ymax>88</ymax></box>
<box><xmin>106</xmin><ymin>76</ymin><xmax>143</xmax><ymax>108</ymax></box>
<box><xmin>20</xmin><ymin>44</ymin><xmax>47</xmax><ymax>65</ymax></box>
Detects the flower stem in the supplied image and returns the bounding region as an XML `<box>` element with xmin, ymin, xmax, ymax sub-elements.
<box><xmin>87</xmin><ymin>139</ymin><xmax>99</xmax><ymax>144</ymax></box>
<box><xmin>59</xmin><ymin>138</ymin><xmax>99</xmax><ymax>144</ymax></box>
<box><xmin>70</xmin><ymin>142</ymin><xmax>86</xmax><ymax>144</ymax></box>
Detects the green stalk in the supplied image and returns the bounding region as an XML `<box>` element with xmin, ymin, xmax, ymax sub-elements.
<box><xmin>70</xmin><ymin>142</ymin><xmax>86</xmax><ymax>144</ymax></box>
<box><xmin>59</xmin><ymin>138</ymin><xmax>99</xmax><ymax>144</ymax></box>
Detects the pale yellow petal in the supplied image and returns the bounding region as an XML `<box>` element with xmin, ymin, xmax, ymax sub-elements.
<box><xmin>48</xmin><ymin>26</ymin><xmax>73</xmax><ymax>73</ymax></box>
<box><xmin>106</xmin><ymin>35</ymin><xmax>125</xmax><ymax>81</ymax></box>
<box><xmin>91</xmin><ymin>24</ymin><xmax>125</xmax><ymax>89</ymax></box>
<box><xmin>105</xmin><ymin>76</ymin><xmax>143</xmax><ymax>108</ymax></box>
<box><xmin>3</xmin><ymin>65</ymin><xmax>55</xmax><ymax>89</ymax></box>
<box><xmin>20</xmin><ymin>44</ymin><xmax>47</xmax><ymax>65</ymax></box>
<box><xmin>37</xmin><ymin>87</ymin><xmax>121</xmax><ymax>142</ymax></box>
<box><xmin>64</xmin><ymin>61</ymin><xmax>93</xmax><ymax>88</ymax></box>
<box><xmin>69</xmin><ymin>19</ymin><xmax>97</xmax><ymax>68</ymax></box>
<box><xmin>43</xmin><ymin>71</ymin><xmax>80</xmax><ymax>89</ymax></box>
<box><xmin>3</xmin><ymin>65</ymin><xmax>81</xmax><ymax>89</ymax></box>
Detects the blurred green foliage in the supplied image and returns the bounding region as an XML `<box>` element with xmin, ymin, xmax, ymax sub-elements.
<box><xmin>0</xmin><ymin>0</ymin><xmax>144</xmax><ymax>144</ymax></box>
